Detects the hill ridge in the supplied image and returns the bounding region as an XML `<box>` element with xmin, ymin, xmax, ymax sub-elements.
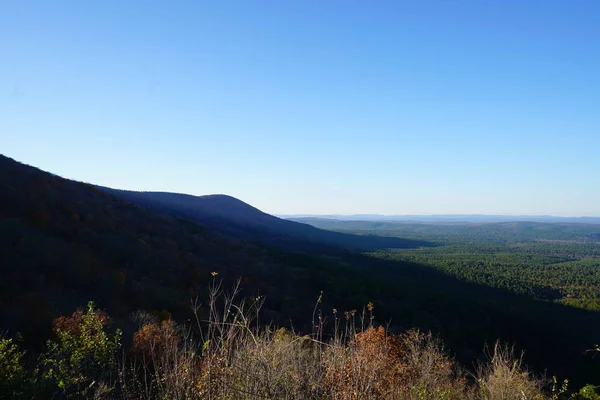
<box><xmin>97</xmin><ymin>187</ymin><xmax>431</xmax><ymax>252</ymax></box>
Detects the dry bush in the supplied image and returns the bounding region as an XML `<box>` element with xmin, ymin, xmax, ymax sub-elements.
<box><xmin>116</xmin><ymin>280</ymin><xmax>552</xmax><ymax>400</ymax></box>
<box><xmin>132</xmin><ymin>320</ymin><xmax>181</xmax><ymax>359</ymax></box>
<box><xmin>0</xmin><ymin>278</ymin><xmax>558</xmax><ymax>399</ymax></box>
<box><xmin>194</xmin><ymin>279</ymin><xmax>323</xmax><ymax>399</ymax></box>
<box><xmin>323</xmin><ymin>325</ymin><xmax>405</xmax><ymax>399</ymax></box>
<box><xmin>121</xmin><ymin>279</ymin><xmax>324</xmax><ymax>400</ymax></box>
<box><xmin>323</xmin><ymin>326</ymin><xmax>464</xmax><ymax>400</ymax></box>
<box><xmin>203</xmin><ymin>327</ymin><xmax>321</xmax><ymax>399</ymax></box>
<box><xmin>121</xmin><ymin>320</ymin><xmax>202</xmax><ymax>400</ymax></box>
<box><xmin>401</xmin><ymin>329</ymin><xmax>466</xmax><ymax>399</ymax></box>
<box><xmin>475</xmin><ymin>342</ymin><xmax>545</xmax><ymax>400</ymax></box>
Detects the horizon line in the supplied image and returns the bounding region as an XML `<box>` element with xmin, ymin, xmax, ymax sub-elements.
<box><xmin>278</xmin><ymin>213</ymin><xmax>600</xmax><ymax>219</ymax></box>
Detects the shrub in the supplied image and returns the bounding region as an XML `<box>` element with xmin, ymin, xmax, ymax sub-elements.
<box><xmin>579</xmin><ymin>384</ymin><xmax>600</xmax><ymax>400</ymax></box>
<box><xmin>41</xmin><ymin>301</ymin><xmax>121</xmax><ymax>397</ymax></box>
<box><xmin>0</xmin><ymin>337</ymin><xmax>27</xmax><ymax>399</ymax></box>
<box><xmin>323</xmin><ymin>326</ymin><xmax>464</xmax><ymax>400</ymax></box>
<box><xmin>208</xmin><ymin>327</ymin><xmax>322</xmax><ymax>399</ymax></box>
<box><xmin>476</xmin><ymin>342</ymin><xmax>545</xmax><ymax>400</ymax></box>
<box><xmin>0</xmin><ymin>283</ymin><xmax>564</xmax><ymax>399</ymax></box>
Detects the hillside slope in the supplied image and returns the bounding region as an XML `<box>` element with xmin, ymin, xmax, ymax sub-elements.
<box><xmin>98</xmin><ymin>188</ymin><xmax>430</xmax><ymax>252</ymax></box>
<box><xmin>2</xmin><ymin>154</ymin><xmax>600</xmax><ymax>385</ymax></box>
<box><xmin>1</xmin><ymin>155</ymin><xmax>376</xmax><ymax>344</ymax></box>
<box><xmin>0</xmin><ymin>155</ymin><xmax>438</xmax><ymax>348</ymax></box>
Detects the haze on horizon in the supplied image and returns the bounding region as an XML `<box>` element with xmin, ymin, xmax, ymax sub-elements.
<box><xmin>2</xmin><ymin>1</ymin><xmax>599</xmax><ymax>217</ymax></box>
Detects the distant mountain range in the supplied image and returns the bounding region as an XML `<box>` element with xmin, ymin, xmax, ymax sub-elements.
<box><xmin>279</xmin><ymin>214</ymin><xmax>600</xmax><ymax>224</ymax></box>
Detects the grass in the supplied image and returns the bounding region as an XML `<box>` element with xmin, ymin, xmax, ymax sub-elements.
<box><xmin>0</xmin><ymin>278</ymin><xmax>573</xmax><ymax>399</ymax></box>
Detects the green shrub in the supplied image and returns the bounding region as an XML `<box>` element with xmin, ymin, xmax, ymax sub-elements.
<box><xmin>41</xmin><ymin>302</ymin><xmax>121</xmax><ymax>397</ymax></box>
<box><xmin>579</xmin><ymin>384</ymin><xmax>600</xmax><ymax>400</ymax></box>
<box><xmin>0</xmin><ymin>337</ymin><xmax>27</xmax><ymax>399</ymax></box>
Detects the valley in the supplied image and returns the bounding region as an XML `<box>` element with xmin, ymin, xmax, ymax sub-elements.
<box><xmin>288</xmin><ymin>218</ymin><xmax>600</xmax><ymax>310</ymax></box>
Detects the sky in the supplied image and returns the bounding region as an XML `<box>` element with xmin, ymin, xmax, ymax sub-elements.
<box><xmin>1</xmin><ymin>1</ymin><xmax>599</xmax><ymax>216</ymax></box>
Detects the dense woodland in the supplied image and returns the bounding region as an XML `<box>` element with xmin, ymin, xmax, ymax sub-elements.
<box><xmin>370</xmin><ymin>243</ymin><xmax>600</xmax><ymax>310</ymax></box>
<box><xmin>291</xmin><ymin>219</ymin><xmax>600</xmax><ymax>310</ymax></box>
<box><xmin>3</xmin><ymin>154</ymin><xmax>600</xmax><ymax>398</ymax></box>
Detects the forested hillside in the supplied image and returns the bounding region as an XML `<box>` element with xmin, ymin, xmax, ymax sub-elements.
<box><xmin>98</xmin><ymin>188</ymin><xmax>430</xmax><ymax>251</ymax></box>
<box><xmin>3</xmin><ymin>155</ymin><xmax>422</xmax><ymax>348</ymax></box>
<box><xmin>2</xmin><ymin>154</ymin><xmax>600</xmax><ymax>392</ymax></box>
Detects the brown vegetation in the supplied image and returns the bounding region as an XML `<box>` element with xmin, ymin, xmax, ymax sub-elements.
<box><xmin>0</xmin><ymin>280</ymin><xmax>571</xmax><ymax>399</ymax></box>
<box><xmin>113</xmin><ymin>280</ymin><xmax>555</xmax><ymax>400</ymax></box>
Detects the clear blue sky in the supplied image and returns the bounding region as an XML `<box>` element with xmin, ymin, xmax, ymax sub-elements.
<box><xmin>2</xmin><ymin>1</ymin><xmax>599</xmax><ymax>216</ymax></box>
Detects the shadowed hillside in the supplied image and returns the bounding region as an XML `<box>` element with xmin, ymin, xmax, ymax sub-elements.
<box><xmin>2</xmin><ymin>154</ymin><xmax>600</xmax><ymax>388</ymax></box>
<box><xmin>97</xmin><ymin>188</ymin><xmax>432</xmax><ymax>252</ymax></box>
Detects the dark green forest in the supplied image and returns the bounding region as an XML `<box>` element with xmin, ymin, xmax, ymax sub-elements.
<box><xmin>291</xmin><ymin>218</ymin><xmax>600</xmax><ymax>310</ymax></box>
<box><xmin>3</xmin><ymin>154</ymin><xmax>600</xmax><ymax>397</ymax></box>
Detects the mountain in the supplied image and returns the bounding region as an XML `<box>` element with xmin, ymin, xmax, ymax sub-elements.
<box><xmin>0</xmin><ymin>154</ymin><xmax>436</xmax><ymax>349</ymax></box>
<box><xmin>97</xmin><ymin>188</ymin><xmax>430</xmax><ymax>252</ymax></box>
<box><xmin>2</xmin><ymin>154</ymin><xmax>600</xmax><ymax>384</ymax></box>
<box><xmin>0</xmin><ymin>154</ymin><xmax>376</xmax><ymax>345</ymax></box>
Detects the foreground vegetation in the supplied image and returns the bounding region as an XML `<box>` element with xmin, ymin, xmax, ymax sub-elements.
<box><xmin>2</xmin><ymin>280</ymin><xmax>591</xmax><ymax>400</ymax></box>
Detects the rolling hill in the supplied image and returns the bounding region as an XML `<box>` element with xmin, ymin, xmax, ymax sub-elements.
<box><xmin>97</xmin><ymin>188</ymin><xmax>430</xmax><ymax>252</ymax></box>
<box><xmin>0</xmin><ymin>154</ymin><xmax>434</xmax><ymax>347</ymax></box>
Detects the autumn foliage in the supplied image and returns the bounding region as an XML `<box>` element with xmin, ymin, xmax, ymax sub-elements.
<box><xmin>0</xmin><ymin>285</ymin><xmax>575</xmax><ymax>399</ymax></box>
<box><xmin>323</xmin><ymin>326</ymin><xmax>464</xmax><ymax>399</ymax></box>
